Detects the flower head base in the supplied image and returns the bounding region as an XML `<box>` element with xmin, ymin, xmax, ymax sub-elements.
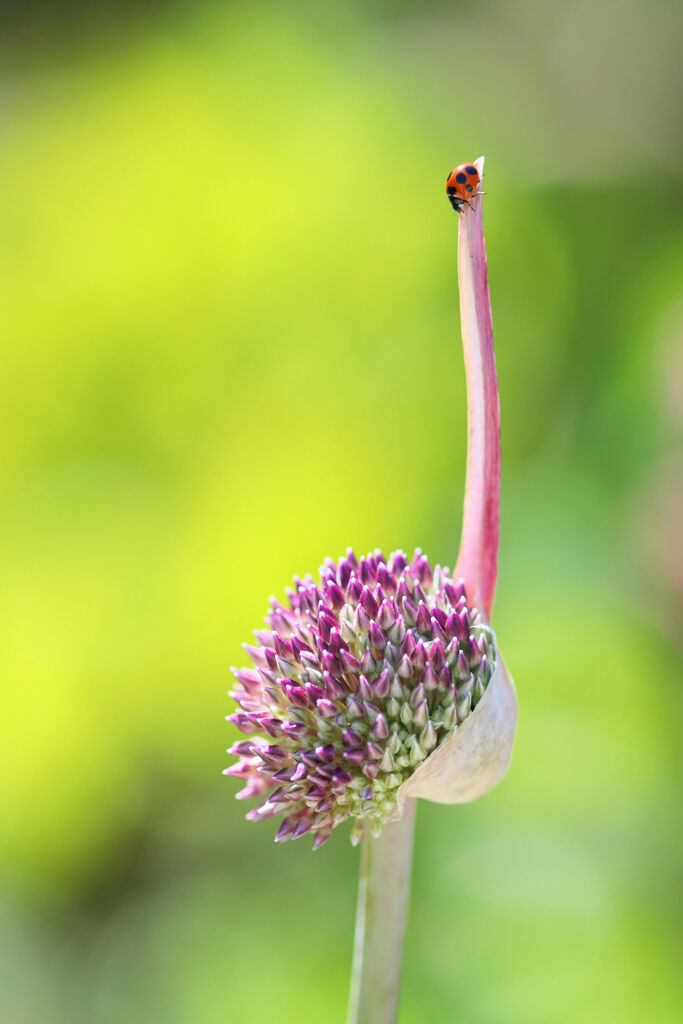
<box><xmin>226</xmin><ymin>548</ymin><xmax>496</xmax><ymax>849</ymax></box>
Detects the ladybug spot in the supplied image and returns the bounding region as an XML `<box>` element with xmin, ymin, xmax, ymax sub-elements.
<box><xmin>466</xmin><ymin>184</ymin><xmax>473</xmax><ymax>192</ymax></box>
<box><xmin>455</xmin><ymin>172</ymin><xmax>467</xmax><ymax>184</ymax></box>
<box><xmin>465</xmin><ymin>165</ymin><xmax>477</xmax><ymax>175</ymax></box>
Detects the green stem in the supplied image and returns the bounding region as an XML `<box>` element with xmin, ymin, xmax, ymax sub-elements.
<box><xmin>346</xmin><ymin>799</ymin><xmax>417</xmax><ymax>1024</ymax></box>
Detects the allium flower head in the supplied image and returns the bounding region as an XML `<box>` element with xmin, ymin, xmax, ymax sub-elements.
<box><xmin>226</xmin><ymin>547</ymin><xmax>496</xmax><ymax>848</ymax></box>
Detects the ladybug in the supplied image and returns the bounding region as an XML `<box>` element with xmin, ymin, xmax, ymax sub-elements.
<box><xmin>446</xmin><ymin>163</ymin><xmax>481</xmax><ymax>212</ymax></box>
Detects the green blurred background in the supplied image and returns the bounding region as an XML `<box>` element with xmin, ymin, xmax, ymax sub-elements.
<box><xmin>1</xmin><ymin>1</ymin><xmax>681</xmax><ymax>1021</ymax></box>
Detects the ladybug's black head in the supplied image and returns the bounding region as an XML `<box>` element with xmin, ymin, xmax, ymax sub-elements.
<box><xmin>447</xmin><ymin>189</ymin><xmax>466</xmax><ymax>213</ymax></box>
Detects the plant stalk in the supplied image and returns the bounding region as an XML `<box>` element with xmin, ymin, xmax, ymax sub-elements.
<box><xmin>454</xmin><ymin>157</ymin><xmax>500</xmax><ymax>619</ymax></box>
<box><xmin>346</xmin><ymin>799</ymin><xmax>417</xmax><ymax>1024</ymax></box>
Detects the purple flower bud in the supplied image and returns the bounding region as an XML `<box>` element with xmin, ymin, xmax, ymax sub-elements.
<box><xmin>400</xmin><ymin>596</ymin><xmax>416</xmax><ymax>629</ymax></box>
<box><xmin>232</xmin><ymin>668</ymin><xmax>261</xmax><ymax>693</ymax></box>
<box><xmin>363</xmin><ymin>701</ymin><xmax>379</xmax><ymax>724</ymax></box>
<box><xmin>354</xmin><ymin>604</ymin><xmax>371</xmax><ymax>633</ymax></box>
<box><xmin>340</xmin><ymin>649</ymin><xmax>361</xmax><ymax>674</ymax></box>
<box><xmin>372</xmin><ymin>669</ymin><xmax>391</xmax><ymax>698</ymax></box>
<box><xmin>369</xmin><ymin>621</ymin><xmax>387</xmax><ymax>651</ymax></box>
<box><xmin>306</xmin><ymin>683</ymin><xmax>325</xmax><ymax>703</ymax></box>
<box><xmin>316</xmin><ymin>698</ymin><xmax>337</xmax><ymax>719</ymax></box>
<box><xmin>431</xmin><ymin>618</ymin><xmax>448</xmax><ymax>645</ymax></box>
<box><xmin>397</xmin><ymin>654</ymin><xmax>413</xmax><ymax>679</ymax></box>
<box><xmin>300</xmin><ymin>749</ymin><xmax>320</xmax><ymax>768</ymax></box>
<box><xmin>340</xmin><ymin>618</ymin><xmax>358</xmax><ymax>644</ymax></box>
<box><xmin>360</xmin><ymin>586</ymin><xmax>379</xmax><ymax>619</ymax></box>
<box><xmin>283</xmin><ymin>682</ymin><xmax>309</xmax><ymax>708</ymax></box>
<box><xmin>391</xmin><ymin>551</ymin><xmax>409</xmax><ymax>574</ymax></box>
<box><xmin>364</xmin><ymin>741</ymin><xmax>382</xmax><ymax>761</ymax></box>
<box><xmin>411</xmin><ymin>641</ymin><xmax>427</xmax><ymax>673</ymax></box>
<box><xmin>338</xmin><ymin>560</ymin><xmax>352</xmax><ymax>588</ymax></box>
<box><xmin>423</xmin><ymin>665</ymin><xmax>439</xmax><ymax>691</ymax></box>
<box><xmin>409</xmin><ymin>683</ymin><xmax>426</xmax><ymax>709</ymax></box>
<box><xmin>388</xmin><ymin>616</ymin><xmax>406</xmax><ymax>644</ymax></box>
<box><xmin>237</xmin><ymin>776</ymin><xmax>270</xmax><ymax>800</ymax></box>
<box><xmin>377</xmin><ymin>565</ymin><xmax>396</xmax><ymax>595</ymax></box>
<box><xmin>312</xmin><ymin>829</ymin><xmax>333</xmax><ymax>850</ymax></box>
<box><xmin>469</xmin><ymin>636</ymin><xmax>485</xmax><ymax>668</ymax></box>
<box><xmin>325</xmin><ymin>581</ymin><xmax>345</xmax><ymax>610</ymax></box>
<box><xmin>457</xmin><ymin>608</ymin><xmax>470</xmax><ymax>639</ymax></box>
<box><xmin>360</xmin><ymin>648</ymin><xmax>377</xmax><ymax>675</ymax></box>
<box><xmin>428</xmin><ymin>640</ymin><xmax>446</xmax><ymax>672</ymax></box>
<box><xmin>259</xmin><ymin>717</ymin><xmax>286</xmax><ymax>738</ymax></box>
<box><xmin>402</xmin><ymin>631</ymin><xmax>417</xmax><ymax>658</ymax></box>
<box><xmin>416</xmin><ymin>601</ymin><xmax>431</xmax><ymax>634</ymax></box>
<box><xmin>439</xmin><ymin>665</ymin><xmax>452</xmax><ymax>690</ymax></box>
<box><xmin>259</xmin><ymin>745</ymin><xmax>287</xmax><ymax>765</ymax></box>
<box><xmin>242</xmin><ymin>643</ymin><xmax>268</xmax><ymax>668</ymax></box>
<box><xmin>292</xmin><ymin>818</ymin><xmax>313</xmax><ymax>839</ymax></box>
<box><xmin>223</xmin><ymin>761</ymin><xmax>254</xmax><ymax>779</ymax></box>
<box><xmin>228</xmin><ymin>740</ymin><xmax>256</xmax><ymax>757</ymax></box>
<box><xmin>454</xmin><ymin>650</ymin><xmax>470</xmax><ymax>681</ymax></box>
<box><xmin>320</xmin><ymin>650</ymin><xmax>338</xmax><ymax>675</ymax></box>
<box><xmin>444</xmin><ymin>612</ymin><xmax>458</xmax><ymax>639</ymax></box>
<box><xmin>308</xmin><ymin>771</ymin><xmax>330</xmax><ymax>790</ymax></box>
<box><xmin>281</xmin><ymin>721</ymin><xmax>306</xmax><ymax>739</ymax></box>
<box><xmin>317</xmin><ymin>615</ymin><xmax>332</xmax><ymax>644</ymax></box>
<box><xmin>346</xmin><ymin>695</ymin><xmax>363</xmax><ymax>718</ymax></box>
<box><xmin>412</xmin><ymin>701</ymin><xmax>429</xmax><ymax>728</ymax></box>
<box><xmin>432</xmin><ymin>606</ymin><xmax>447</xmax><ymax>629</ymax></box>
<box><xmin>273</xmin><ymin>633</ymin><xmax>293</xmax><ymax>658</ymax></box>
<box><xmin>228</xmin><ymin>712</ymin><xmax>256</xmax><ymax>734</ymax></box>
<box><xmin>421</xmin><ymin>721</ymin><xmax>437</xmax><ymax>751</ymax></box>
<box><xmin>372</xmin><ymin>713</ymin><xmax>389</xmax><ymax>739</ymax></box>
<box><xmin>389</xmin><ymin>676</ymin><xmax>404</xmax><ymax>699</ymax></box>
<box><xmin>226</xmin><ymin>547</ymin><xmax>498</xmax><ymax>848</ymax></box>
<box><xmin>275</xmin><ymin>817</ymin><xmax>296</xmax><ymax>842</ymax></box>
<box><xmin>379</xmin><ymin>748</ymin><xmax>395</xmax><ymax>772</ymax></box>
<box><xmin>344</xmin><ymin>748</ymin><xmax>366</xmax><ymax>766</ymax></box>
<box><xmin>378</xmin><ymin>600</ymin><xmax>396</xmax><ymax>631</ymax></box>
<box><xmin>321</xmin><ymin>673</ymin><xmax>344</xmax><ymax>699</ymax></box>
<box><xmin>358</xmin><ymin>676</ymin><xmax>374</xmax><ymax>702</ymax></box>
<box><xmin>385</xmin><ymin>641</ymin><xmax>400</xmax><ymax>665</ymax></box>
<box><xmin>328</xmin><ymin>629</ymin><xmax>347</xmax><ymax>655</ymax></box>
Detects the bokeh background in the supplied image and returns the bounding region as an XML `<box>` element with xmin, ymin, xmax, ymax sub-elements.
<box><xmin>1</xmin><ymin>1</ymin><xmax>682</xmax><ymax>1021</ymax></box>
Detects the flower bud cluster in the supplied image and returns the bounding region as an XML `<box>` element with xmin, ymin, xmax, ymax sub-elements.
<box><xmin>226</xmin><ymin>549</ymin><xmax>495</xmax><ymax>848</ymax></box>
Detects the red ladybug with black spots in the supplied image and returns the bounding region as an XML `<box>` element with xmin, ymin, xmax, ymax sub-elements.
<box><xmin>446</xmin><ymin>163</ymin><xmax>481</xmax><ymax>212</ymax></box>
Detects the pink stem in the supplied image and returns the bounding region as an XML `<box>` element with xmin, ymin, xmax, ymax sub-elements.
<box><xmin>454</xmin><ymin>157</ymin><xmax>500</xmax><ymax>620</ymax></box>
